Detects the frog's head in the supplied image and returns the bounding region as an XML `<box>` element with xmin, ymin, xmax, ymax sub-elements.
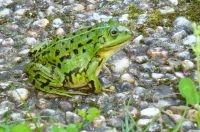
<box><xmin>97</xmin><ymin>22</ymin><xmax>133</xmax><ymax>58</ymax></box>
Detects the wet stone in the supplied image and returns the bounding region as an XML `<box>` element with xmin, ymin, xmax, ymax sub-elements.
<box><xmin>140</xmin><ymin>107</ymin><xmax>160</xmax><ymax>117</ymax></box>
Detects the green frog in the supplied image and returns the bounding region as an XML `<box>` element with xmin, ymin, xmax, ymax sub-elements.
<box><xmin>25</xmin><ymin>21</ymin><xmax>132</xmax><ymax>97</ymax></box>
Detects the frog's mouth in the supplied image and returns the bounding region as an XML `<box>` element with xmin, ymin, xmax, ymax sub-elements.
<box><xmin>98</xmin><ymin>41</ymin><xmax>131</xmax><ymax>58</ymax></box>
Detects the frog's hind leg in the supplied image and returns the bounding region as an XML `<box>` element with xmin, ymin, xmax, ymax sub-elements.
<box><xmin>25</xmin><ymin>63</ymin><xmax>87</xmax><ymax>97</ymax></box>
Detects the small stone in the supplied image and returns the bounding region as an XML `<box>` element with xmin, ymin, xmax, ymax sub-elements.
<box><xmin>174</xmin><ymin>72</ymin><xmax>184</xmax><ymax>78</ymax></box>
<box><xmin>133</xmin><ymin>35</ymin><xmax>143</xmax><ymax>44</ymax></box>
<box><xmin>107</xmin><ymin>118</ymin><xmax>123</xmax><ymax>128</ymax></box>
<box><xmin>168</xmin><ymin>0</ymin><xmax>178</xmax><ymax>5</ymax></box>
<box><xmin>0</xmin><ymin>8</ymin><xmax>12</xmax><ymax>17</ymax></box>
<box><xmin>175</xmin><ymin>51</ymin><xmax>191</xmax><ymax>60</ymax></box>
<box><xmin>93</xmin><ymin>116</ymin><xmax>106</xmax><ymax>128</ymax></box>
<box><xmin>182</xmin><ymin>35</ymin><xmax>196</xmax><ymax>45</ymax></box>
<box><xmin>0</xmin><ymin>81</ymin><xmax>12</xmax><ymax>89</ymax></box>
<box><xmin>86</xmin><ymin>4</ymin><xmax>96</xmax><ymax>11</ymax></box>
<box><xmin>171</xmin><ymin>30</ymin><xmax>187</xmax><ymax>42</ymax></box>
<box><xmin>0</xmin><ymin>0</ymin><xmax>13</xmax><ymax>7</ymax></box>
<box><xmin>65</xmin><ymin>111</ymin><xmax>81</xmax><ymax>123</ymax></box>
<box><xmin>137</xmin><ymin>119</ymin><xmax>152</xmax><ymax>126</ymax></box>
<box><xmin>0</xmin><ymin>101</ymin><xmax>15</xmax><ymax>119</ymax></box>
<box><xmin>119</xmin><ymin>14</ymin><xmax>129</xmax><ymax>22</ymax></box>
<box><xmin>58</xmin><ymin>100</ymin><xmax>73</xmax><ymax>111</ymax></box>
<box><xmin>72</xmin><ymin>4</ymin><xmax>85</xmax><ymax>12</ymax></box>
<box><xmin>147</xmin><ymin>47</ymin><xmax>168</xmax><ymax>60</ymax></box>
<box><xmin>181</xmin><ymin>60</ymin><xmax>194</xmax><ymax>71</ymax></box>
<box><xmin>46</xmin><ymin>6</ymin><xmax>56</xmax><ymax>16</ymax></box>
<box><xmin>13</xmin><ymin>57</ymin><xmax>23</xmax><ymax>63</ymax></box>
<box><xmin>40</xmin><ymin>109</ymin><xmax>56</xmax><ymax>117</ymax></box>
<box><xmin>134</xmin><ymin>86</ymin><xmax>146</xmax><ymax>95</ymax></box>
<box><xmin>167</xmin><ymin>58</ymin><xmax>182</xmax><ymax>70</ymax></box>
<box><xmin>135</xmin><ymin>56</ymin><xmax>148</xmax><ymax>64</ymax></box>
<box><xmin>36</xmin><ymin>98</ymin><xmax>51</xmax><ymax>109</ymax></box>
<box><xmin>10</xmin><ymin>112</ymin><xmax>24</xmax><ymax>121</ymax></box>
<box><xmin>8</xmin><ymin>88</ymin><xmax>29</xmax><ymax>102</ymax></box>
<box><xmin>2</xmin><ymin>38</ymin><xmax>14</xmax><ymax>46</ymax></box>
<box><xmin>14</xmin><ymin>8</ymin><xmax>27</xmax><ymax>16</ymax></box>
<box><xmin>173</xmin><ymin>17</ymin><xmax>192</xmax><ymax>33</ymax></box>
<box><xmin>181</xmin><ymin>121</ymin><xmax>195</xmax><ymax>131</ymax></box>
<box><xmin>18</xmin><ymin>49</ymin><xmax>30</xmax><ymax>55</ymax></box>
<box><xmin>152</xmin><ymin>73</ymin><xmax>164</xmax><ymax>79</ymax></box>
<box><xmin>140</xmin><ymin>107</ymin><xmax>160</xmax><ymax>117</ymax></box>
<box><xmin>24</xmin><ymin>37</ymin><xmax>37</xmax><ymax>45</ymax></box>
<box><xmin>32</xmin><ymin>18</ymin><xmax>49</xmax><ymax>28</ymax></box>
<box><xmin>55</xmin><ymin>28</ymin><xmax>65</xmax><ymax>36</ymax></box>
<box><xmin>52</xmin><ymin>18</ymin><xmax>63</xmax><ymax>28</ymax></box>
<box><xmin>121</xmin><ymin>73</ymin><xmax>135</xmax><ymax>83</ymax></box>
<box><xmin>111</xmin><ymin>57</ymin><xmax>129</xmax><ymax>73</ymax></box>
<box><xmin>159</xmin><ymin>6</ymin><xmax>175</xmax><ymax>14</ymax></box>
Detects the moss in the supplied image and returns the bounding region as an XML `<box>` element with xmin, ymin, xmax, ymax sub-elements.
<box><xmin>128</xmin><ymin>4</ymin><xmax>143</xmax><ymax>20</ymax></box>
<box><xmin>184</xmin><ymin>0</ymin><xmax>200</xmax><ymax>22</ymax></box>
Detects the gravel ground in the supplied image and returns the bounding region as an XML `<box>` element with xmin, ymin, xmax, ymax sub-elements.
<box><xmin>0</xmin><ymin>0</ymin><xmax>199</xmax><ymax>131</ymax></box>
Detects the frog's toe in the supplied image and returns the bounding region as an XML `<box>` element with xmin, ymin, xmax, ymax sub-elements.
<box><xmin>102</xmin><ymin>86</ymin><xmax>115</xmax><ymax>92</ymax></box>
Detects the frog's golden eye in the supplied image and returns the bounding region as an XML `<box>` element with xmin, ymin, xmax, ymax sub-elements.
<box><xmin>110</xmin><ymin>28</ymin><xmax>118</xmax><ymax>37</ymax></box>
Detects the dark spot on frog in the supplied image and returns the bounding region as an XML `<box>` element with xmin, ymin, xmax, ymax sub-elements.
<box><xmin>66</xmin><ymin>55</ymin><xmax>71</xmax><ymax>59</ymax></box>
<box><xmin>78</xmin><ymin>43</ymin><xmax>83</xmax><ymax>47</ymax></box>
<box><xmin>40</xmin><ymin>80</ymin><xmax>50</xmax><ymax>88</ymax></box>
<box><xmin>98</xmin><ymin>58</ymin><xmax>103</xmax><ymax>67</ymax></box>
<box><xmin>82</xmin><ymin>48</ymin><xmax>86</xmax><ymax>53</ymax></box>
<box><xmin>71</xmin><ymin>67</ymin><xmax>80</xmax><ymax>74</ymax></box>
<box><xmin>70</xmin><ymin>38</ymin><xmax>74</xmax><ymax>43</ymax></box>
<box><xmin>87</xmin><ymin>27</ymin><xmax>92</xmax><ymax>31</ymax></box>
<box><xmin>35</xmin><ymin>74</ymin><xmax>40</xmax><ymax>79</ymax></box>
<box><xmin>58</xmin><ymin>63</ymin><xmax>61</xmax><ymax>69</ymax></box>
<box><xmin>87</xmin><ymin>34</ymin><xmax>89</xmax><ymax>38</ymax></box>
<box><xmin>73</xmin><ymin>49</ymin><xmax>78</xmax><ymax>54</ymax></box>
<box><xmin>50</xmin><ymin>66</ymin><xmax>55</xmax><ymax>75</ymax></box>
<box><xmin>64</xmin><ymin>72</ymin><xmax>73</xmax><ymax>83</ymax></box>
<box><xmin>62</xmin><ymin>41</ymin><xmax>66</xmax><ymax>45</ymax></box>
<box><xmin>87</xmin><ymin>39</ymin><xmax>92</xmax><ymax>44</ymax></box>
<box><xmin>65</xmin><ymin>48</ymin><xmax>69</xmax><ymax>51</ymax></box>
<box><xmin>88</xmin><ymin>80</ymin><xmax>95</xmax><ymax>91</ymax></box>
<box><xmin>55</xmin><ymin>50</ymin><xmax>60</xmax><ymax>56</ymax></box>
<box><xmin>32</xmin><ymin>79</ymin><xmax>35</xmax><ymax>85</ymax></box>
<box><xmin>72</xmin><ymin>32</ymin><xmax>76</xmax><ymax>35</ymax></box>
<box><xmin>42</xmin><ymin>50</ymin><xmax>50</xmax><ymax>56</ymax></box>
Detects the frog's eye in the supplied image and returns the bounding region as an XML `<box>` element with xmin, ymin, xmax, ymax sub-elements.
<box><xmin>110</xmin><ymin>28</ymin><xmax>118</xmax><ymax>37</ymax></box>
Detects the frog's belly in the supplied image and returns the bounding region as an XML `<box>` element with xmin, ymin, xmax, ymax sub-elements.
<box><xmin>63</xmin><ymin>72</ymin><xmax>88</xmax><ymax>88</ymax></box>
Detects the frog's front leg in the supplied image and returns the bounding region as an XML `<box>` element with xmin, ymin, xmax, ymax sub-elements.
<box><xmin>25</xmin><ymin>63</ymin><xmax>87</xmax><ymax>97</ymax></box>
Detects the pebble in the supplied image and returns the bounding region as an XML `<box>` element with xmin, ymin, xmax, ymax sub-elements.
<box><xmin>10</xmin><ymin>112</ymin><xmax>24</xmax><ymax>121</ymax></box>
<box><xmin>133</xmin><ymin>35</ymin><xmax>144</xmax><ymax>44</ymax></box>
<box><xmin>58</xmin><ymin>100</ymin><xmax>73</xmax><ymax>111</ymax></box>
<box><xmin>167</xmin><ymin>58</ymin><xmax>182</xmax><ymax>70</ymax></box>
<box><xmin>0</xmin><ymin>0</ymin><xmax>13</xmax><ymax>7</ymax></box>
<box><xmin>174</xmin><ymin>72</ymin><xmax>184</xmax><ymax>78</ymax></box>
<box><xmin>13</xmin><ymin>57</ymin><xmax>23</xmax><ymax>63</ymax></box>
<box><xmin>171</xmin><ymin>30</ymin><xmax>187</xmax><ymax>42</ymax></box>
<box><xmin>168</xmin><ymin>0</ymin><xmax>178</xmax><ymax>5</ymax></box>
<box><xmin>0</xmin><ymin>81</ymin><xmax>12</xmax><ymax>89</ymax></box>
<box><xmin>175</xmin><ymin>51</ymin><xmax>191</xmax><ymax>60</ymax></box>
<box><xmin>152</xmin><ymin>73</ymin><xmax>164</xmax><ymax>79</ymax></box>
<box><xmin>119</xmin><ymin>14</ymin><xmax>129</xmax><ymax>22</ymax></box>
<box><xmin>18</xmin><ymin>49</ymin><xmax>30</xmax><ymax>55</ymax></box>
<box><xmin>173</xmin><ymin>17</ymin><xmax>192</xmax><ymax>34</ymax></box>
<box><xmin>35</xmin><ymin>98</ymin><xmax>51</xmax><ymax>109</ymax></box>
<box><xmin>121</xmin><ymin>73</ymin><xmax>135</xmax><ymax>83</ymax></box>
<box><xmin>14</xmin><ymin>8</ymin><xmax>27</xmax><ymax>16</ymax></box>
<box><xmin>0</xmin><ymin>101</ymin><xmax>15</xmax><ymax>119</ymax></box>
<box><xmin>140</xmin><ymin>107</ymin><xmax>160</xmax><ymax>117</ymax></box>
<box><xmin>159</xmin><ymin>6</ymin><xmax>175</xmax><ymax>14</ymax></box>
<box><xmin>32</xmin><ymin>19</ymin><xmax>49</xmax><ymax>28</ymax></box>
<box><xmin>40</xmin><ymin>109</ymin><xmax>56</xmax><ymax>117</ymax></box>
<box><xmin>65</xmin><ymin>111</ymin><xmax>81</xmax><ymax>123</ymax></box>
<box><xmin>181</xmin><ymin>60</ymin><xmax>195</xmax><ymax>71</ymax></box>
<box><xmin>7</xmin><ymin>88</ymin><xmax>29</xmax><ymax>102</ymax></box>
<box><xmin>182</xmin><ymin>35</ymin><xmax>196</xmax><ymax>45</ymax></box>
<box><xmin>72</xmin><ymin>4</ymin><xmax>85</xmax><ymax>12</ymax></box>
<box><xmin>107</xmin><ymin>118</ymin><xmax>123</xmax><ymax>128</ymax></box>
<box><xmin>147</xmin><ymin>47</ymin><xmax>168</xmax><ymax>60</ymax></box>
<box><xmin>2</xmin><ymin>38</ymin><xmax>14</xmax><ymax>46</ymax></box>
<box><xmin>55</xmin><ymin>28</ymin><xmax>65</xmax><ymax>36</ymax></box>
<box><xmin>93</xmin><ymin>116</ymin><xmax>106</xmax><ymax>128</ymax></box>
<box><xmin>137</xmin><ymin>119</ymin><xmax>152</xmax><ymax>126</ymax></box>
<box><xmin>86</xmin><ymin>4</ymin><xmax>96</xmax><ymax>11</ymax></box>
<box><xmin>52</xmin><ymin>18</ymin><xmax>63</xmax><ymax>28</ymax></box>
<box><xmin>111</xmin><ymin>57</ymin><xmax>129</xmax><ymax>73</ymax></box>
<box><xmin>135</xmin><ymin>55</ymin><xmax>148</xmax><ymax>64</ymax></box>
<box><xmin>24</xmin><ymin>37</ymin><xmax>37</xmax><ymax>45</ymax></box>
<box><xmin>0</xmin><ymin>8</ymin><xmax>12</xmax><ymax>17</ymax></box>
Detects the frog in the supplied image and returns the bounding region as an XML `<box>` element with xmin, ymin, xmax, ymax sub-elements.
<box><xmin>25</xmin><ymin>21</ymin><xmax>132</xmax><ymax>97</ymax></box>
